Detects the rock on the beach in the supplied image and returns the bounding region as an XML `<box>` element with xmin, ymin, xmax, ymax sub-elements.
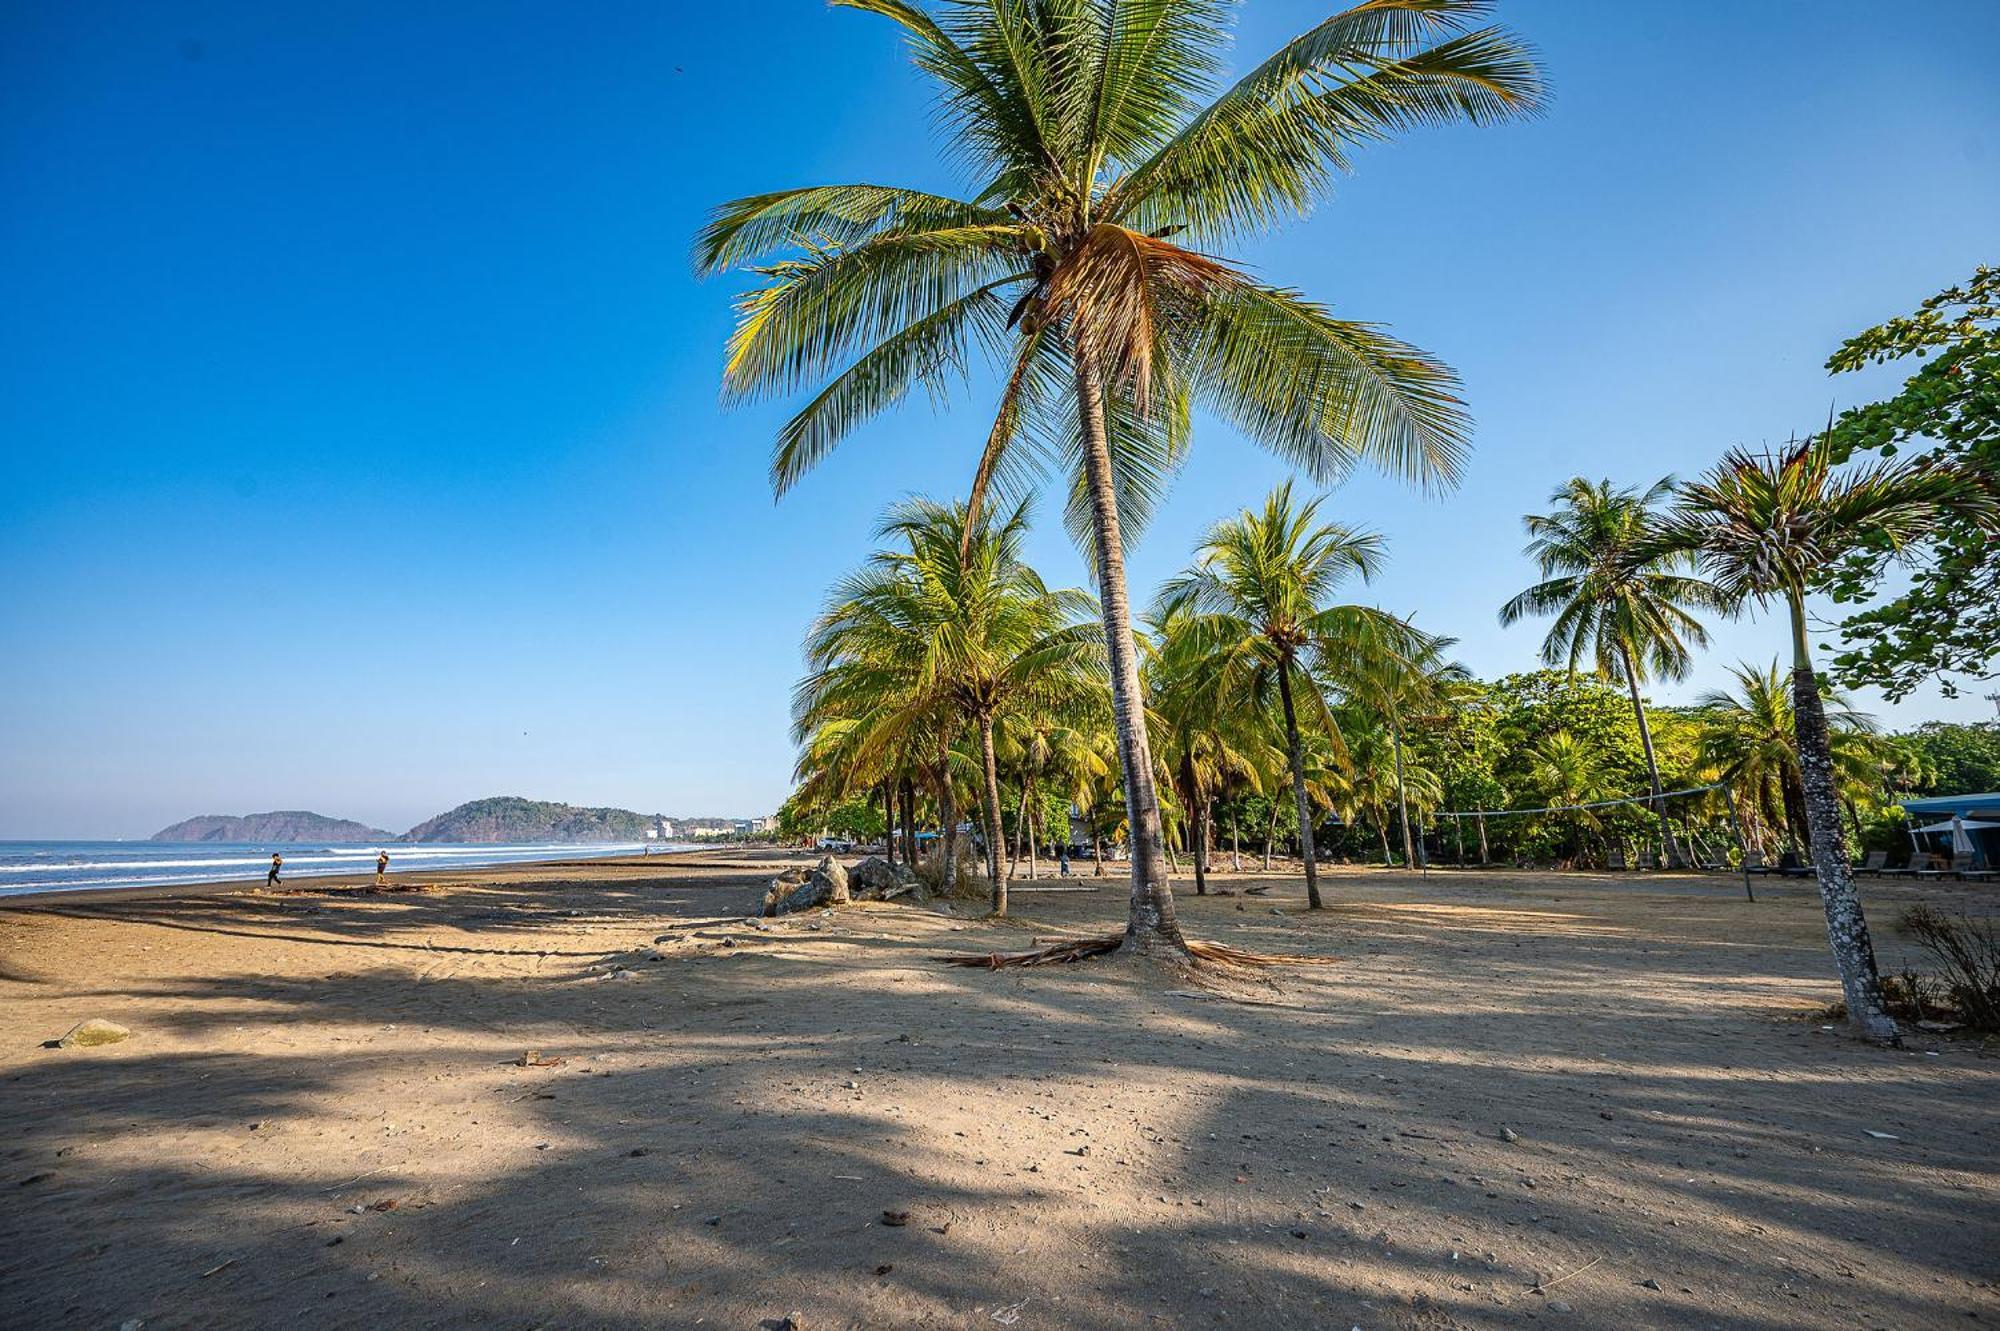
<box><xmin>848</xmin><ymin>855</ymin><xmax>916</xmax><ymax>899</ymax></box>
<box><xmin>55</xmin><ymin>1019</ymin><xmax>130</xmax><ymax>1049</ymax></box>
<box><xmin>762</xmin><ymin>856</ymin><xmax>850</xmax><ymax>916</ymax></box>
<box><xmin>762</xmin><ymin>868</ymin><xmax>814</xmax><ymax>916</ymax></box>
<box><xmin>814</xmin><ymin>855</ymin><xmax>850</xmax><ymax>905</ymax></box>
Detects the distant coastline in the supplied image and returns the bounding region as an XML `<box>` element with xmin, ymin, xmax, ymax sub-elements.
<box><xmin>150</xmin><ymin>795</ymin><xmax>772</xmax><ymax>845</ymax></box>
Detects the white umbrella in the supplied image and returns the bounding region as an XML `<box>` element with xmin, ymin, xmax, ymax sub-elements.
<box><xmin>1912</xmin><ymin>816</ymin><xmax>1999</xmax><ymax>854</ymax></box>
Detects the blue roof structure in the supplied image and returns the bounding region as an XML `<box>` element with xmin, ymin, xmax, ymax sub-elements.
<box><xmin>1903</xmin><ymin>793</ymin><xmax>2000</xmax><ymax>817</ymax></box>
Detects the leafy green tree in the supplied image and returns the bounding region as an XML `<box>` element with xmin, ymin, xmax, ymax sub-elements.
<box><xmin>1159</xmin><ymin>482</ymin><xmax>1438</xmax><ymax>907</ymax></box>
<box><xmin>1499</xmin><ymin>477</ymin><xmax>1724</xmax><ymax>864</ymax></box>
<box><xmin>701</xmin><ymin>0</ymin><xmax>1543</xmax><ymax>954</ymax></box>
<box><xmin>1897</xmin><ymin>721</ymin><xmax>2000</xmax><ymax>797</ymax></box>
<box><xmin>1823</xmin><ymin>267</ymin><xmax>2000</xmax><ymax>700</ymax></box>
<box><xmin>1404</xmin><ymin>679</ymin><xmax>1507</xmax><ymax>862</ymax></box>
<box><xmin>1659</xmin><ymin>439</ymin><xmax>1981</xmax><ymax>1040</ymax></box>
<box><xmin>776</xmin><ymin>792</ymin><xmax>885</xmax><ymax>842</ymax></box>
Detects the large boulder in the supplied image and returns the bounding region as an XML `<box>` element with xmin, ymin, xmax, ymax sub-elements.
<box><xmin>761</xmin><ymin>856</ymin><xmax>850</xmax><ymax>916</ymax></box>
<box><xmin>849</xmin><ymin>855</ymin><xmax>916</xmax><ymax>899</ymax></box>
<box><xmin>814</xmin><ymin>855</ymin><xmax>850</xmax><ymax>905</ymax></box>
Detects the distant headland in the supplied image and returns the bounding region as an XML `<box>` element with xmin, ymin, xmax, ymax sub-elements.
<box><xmin>151</xmin><ymin>796</ymin><xmax>767</xmax><ymax>844</ymax></box>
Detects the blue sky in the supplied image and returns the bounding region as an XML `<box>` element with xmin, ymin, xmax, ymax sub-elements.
<box><xmin>3</xmin><ymin>1</ymin><xmax>1997</xmax><ymax>839</ymax></box>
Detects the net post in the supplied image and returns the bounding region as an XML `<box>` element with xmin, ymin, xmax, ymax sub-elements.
<box><xmin>1719</xmin><ymin>783</ymin><xmax>1755</xmax><ymax>902</ymax></box>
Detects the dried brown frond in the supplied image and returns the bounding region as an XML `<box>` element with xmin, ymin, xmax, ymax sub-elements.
<box><xmin>1040</xmin><ymin>224</ymin><xmax>1236</xmax><ymax>400</ymax></box>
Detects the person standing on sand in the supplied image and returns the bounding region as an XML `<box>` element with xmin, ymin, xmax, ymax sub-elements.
<box><xmin>375</xmin><ymin>851</ymin><xmax>389</xmax><ymax>887</ymax></box>
<box><xmin>267</xmin><ymin>853</ymin><xmax>282</xmax><ymax>887</ymax></box>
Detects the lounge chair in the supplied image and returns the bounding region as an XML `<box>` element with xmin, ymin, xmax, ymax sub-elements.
<box><xmin>1636</xmin><ymin>848</ymin><xmax>1660</xmax><ymax>871</ymax></box>
<box><xmin>1958</xmin><ymin>862</ymin><xmax>1996</xmax><ymax>883</ymax></box>
<box><xmin>1855</xmin><ymin>850</ymin><xmax>1889</xmax><ymax>876</ymax></box>
<box><xmin>1881</xmin><ymin>852</ymin><xmax>1929</xmax><ymax>878</ymax></box>
<box><xmin>1744</xmin><ymin>850</ymin><xmax>1775</xmax><ymax>876</ymax></box>
<box><xmin>1606</xmin><ymin>850</ymin><xmax>1628</xmax><ymax>871</ymax></box>
<box><xmin>1776</xmin><ymin>851</ymin><xmax>1813</xmax><ymax>879</ymax></box>
<box><xmin>1916</xmin><ymin>852</ymin><xmax>1960</xmax><ymax>880</ymax></box>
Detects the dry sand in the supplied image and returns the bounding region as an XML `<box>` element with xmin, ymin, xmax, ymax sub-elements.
<box><xmin>1</xmin><ymin>851</ymin><xmax>1995</xmax><ymax>1330</ymax></box>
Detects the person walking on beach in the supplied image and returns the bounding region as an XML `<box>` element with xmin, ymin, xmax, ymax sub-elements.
<box><xmin>1058</xmin><ymin>842</ymin><xmax>1071</xmax><ymax>877</ymax></box>
<box><xmin>375</xmin><ymin>850</ymin><xmax>390</xmax><ymax>887</ymax></box>
<box><xmin>267</xmin><ymin>853</ymin><xmax>282</xmax><ymax>888</ymax></box>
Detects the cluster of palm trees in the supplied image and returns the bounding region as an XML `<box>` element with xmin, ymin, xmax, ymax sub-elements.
<box><xmin>792</xmin><ymin>498</ymin><xmax>1109</xmax><ymax>917</ymax></box>
<box><xmin>791</xmin><ymin>481</ymin><xmax>1467</xmax><ymax>920</ymax></box>
<box><xmin>1490</xmin><ymin>446</ymin><xmax>1986</xmax><ymax>1036</ymax></box>
<box><xmin>700</xmin><ymin>0</ymin><xmax>1992</xmax><ymax>1037</ymax></box>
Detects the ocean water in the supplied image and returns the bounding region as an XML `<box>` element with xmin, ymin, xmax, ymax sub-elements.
<box><xmin>0</xmin><ymin>839</ymin><xmax>694</xmax><ymax>898</ymax></box>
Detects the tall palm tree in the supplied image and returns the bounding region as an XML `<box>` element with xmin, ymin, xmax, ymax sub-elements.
<box><xmin>1332</xmin><ymin>707</ymin><xmax>1440</xmax><ymax>865</ymax></box>
<box><xmin>700</xmin><ymin>0</ymin><xmax>1544</xmax><ymax>955</ymax></box>
<box><xmin>1500</xmin><ymin>477</ymin><xmax>1724</xmax><ymax>865</ymax></box>
<box><xmin>1160</xmin><ymin>481</ymin><xmax>1437</xmax><ymax>907</ymax></box>
<box><xmin>796</xmin><ymin>498</ymin><xmax>1102</xmax><ymax>915</ymax></box>
<box><xmin>1658</xmin><ymin>439</ymin><xmax>1987</xmax><ymax>1040</ymax></box>
<box><xmin>1149</xmin><ymin>606</ymin><xmax>1265</xmax><ymax>895</ymax></box>
<box><xmin>1350</xmin><ymin>629</ymin><xmax>1468</xmax><ymax>868</ymax></box>
<box><xmin>1696</xmin><ymin>661</ymin><xmax>1883</xmax><ymax>855</ymax></box>
<box><xmin>1524</xmin><ymin>729</ymin><xmax>1613</xmax><ymax>863</ymax></box>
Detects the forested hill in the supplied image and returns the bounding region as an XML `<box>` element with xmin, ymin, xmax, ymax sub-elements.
<box><xmin>151</xmin><ymin>811</ymin><xmax>394</xmax><ymax>843</ymax></box>
<box><xmin>400</xmin><ymin>796</ymin><xmax>662</xmax><ymax>844</ymax></box>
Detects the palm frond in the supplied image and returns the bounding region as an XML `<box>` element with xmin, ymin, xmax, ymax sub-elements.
<box><xmin>1187</xmin><ymin>278</ymin><xmax>1468</xmax><ymax>490</ymax></box>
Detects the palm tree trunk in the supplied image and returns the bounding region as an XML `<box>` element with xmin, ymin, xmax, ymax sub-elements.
<box><xmin>1476</xmin><ymin>809</ymin><xmax>1491</xmax><ymax>865</ymax></box>
<box><xmin>1194</xmin><ymin>790</ymin><xmax>1210</xmax><ymax>896</ymax></box>
<box><xmin>1263</xmin><ymin>802</ymin><xmax>1276</xmax><ymax>871</ymax></box>
<box><xmin>882</xmin><ymin>780</ymin><xmax>896</xmax><ymax>865</ymax></box>
<box><xmin>1377</xmin><ymin>820</ymin><xmax>1393</xmax><ymax>866</ymax></box>
<box><xmin>1787</xmin><ymin>593</ymin><xmax>1897</xmax><ymax>1041</ymax></box>
<box><xmin>1617</xmin><ymin>639</ymin><xmax>1683</xmax><ymax>868</ymax></box>
<box><xmin>1028</xmin><ymin>801</ymin><xmax>1040</xmax><ymax>880</ymax></box>
<box><xmin>936</xmin><ymin>748</ymin><xmax>959</xmax><ymax>894</ymax></box>
<box><xmin>1181</xmin><ymin>752</ymin><xmax>1207</xmax><ymax>895</ymax></box>
<box><xmin>1274</xmin><ymin>656</ymin><xmax>1323</xmax><ymax>909</ymax></box>
<box><xmin>901</xmin><ymin>778</ymin><xmax>918</xmax><ymax>866</ymax></box>
<box><xmin>1231</xmin><ymin>806</ymin><xmax>1242</xmax><ymax>872</ymax></box>
<box><xmin>1093</xmin><ymin>831</ymin><xmax>1106</xmax><ymax>876</ymax></box>
<box><xmin>1009</xmin><ymin>783</ymin><xmax>1027</xmax><ymax>879</ymax></box>
<box><xmin>979</xmin><ymin>717</ymin><xmax>1007</xmax><ymax>915</ymax></box>
<box><xmin>1392</xmin><ymin>728</ymin><xmax>1415</xmax><ymax>870</ymax></box>
<box><xmin>1074</xmin><ymin>355</ymin><xmax>1182</xmax><ymax>954</ymax></box>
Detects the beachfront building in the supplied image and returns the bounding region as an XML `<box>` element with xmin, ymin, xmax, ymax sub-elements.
<box><xmin>1902</xmin><ymin>793</ymin><xmax>2000</xmax><ymax>869</ymax></box>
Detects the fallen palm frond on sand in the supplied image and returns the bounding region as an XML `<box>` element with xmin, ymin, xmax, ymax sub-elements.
<box><xmin>937</xmin><ymin>933</ymin><xmax>1340</xmax><ymax>969</ymax></box>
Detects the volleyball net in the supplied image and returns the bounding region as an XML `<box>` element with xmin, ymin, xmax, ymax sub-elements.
<box><xmin>1423</xmin><ymin>781</ymin><xmax>1758</xmax><ymax>897</ymax></box>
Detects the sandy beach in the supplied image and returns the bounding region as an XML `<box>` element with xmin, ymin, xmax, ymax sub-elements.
<box><xmin>2</xmin><ymin>852</ymin><xmax>1995</xmax><ymax>1330</ymax></box>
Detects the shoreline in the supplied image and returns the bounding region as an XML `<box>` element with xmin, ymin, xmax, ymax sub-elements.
<box><xmin>0</xmin><ymin>844</ymin><xmax>787</xmax><ymax>909</ymax></box>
